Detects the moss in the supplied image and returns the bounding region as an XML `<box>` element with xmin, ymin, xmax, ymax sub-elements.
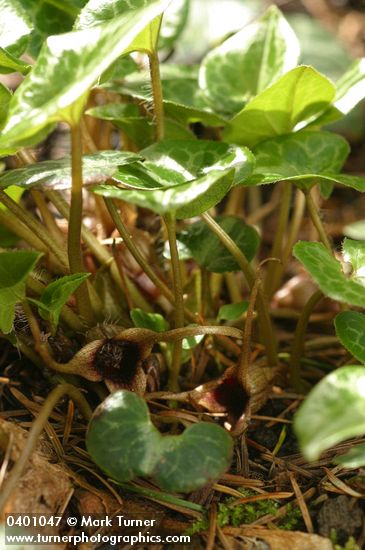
<box><xmin>277</xmin><ymin>503</ymin><xmax>302</xmax><ymax>531</ymax></box>
<box><xmin>330</xmin><ymin>532</ymin><xmax>361</xmax><ymax>550</ymax></box>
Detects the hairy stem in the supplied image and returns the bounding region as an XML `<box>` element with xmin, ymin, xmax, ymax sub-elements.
<box><xmin>201</xmin><ymin>212</ymin><xmax>278</xmax><ymax>366</ymax></box>
<box><xmin>305</xmin><ymin>189</ymin><xmax>332</xmax><ymax>252</ymax></box>
<box><xmin>68</xmin><ymin>123</ymin><xmax>93</xmax><ymax>325</ymax></box>
<box><xmin>289</xmin><ymin>289</ymin><xmax>323</xmax><ymax>391</ymax></box>
<box><xmin>0</xmin><ymin>383</ymin><xmax>92</xmax><ymax>514</ymax></box>
<box><xmin>164</xmin><ymin>213</ymin><xmax>185</xmax><ymax>390</ymax></box>
<box><xmin>148</xmin><ymin>49</ymin><xmax>164</xmax><ymax>141</ymax></box>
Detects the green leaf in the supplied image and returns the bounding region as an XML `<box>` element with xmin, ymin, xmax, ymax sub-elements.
<box><xmin>293</xmin><ymin>241</ymin><xmax>365</xmax><ymax>307</ymax></box>
<box><xmin>93</xmin><ymin>140</ymin><xmax>254</xmax><ymax>218</ymax></box>
<box><xmin>108</xmin><ymin>65</ymin><xmax>226</xmax><ymax>127</ymax></box>
<box><xmin>87</xmin><ymin>390</ymin><xmax>233</xmax><ymax>492</ymax></box>
<box><xmin>158</xmin><ymin>0</ymin><xmax>190</xmax><ymax>51</ymax></box>
<box><xmin>130</xmin><ymin>308</ymin><xmax>168</xmax><ymax>332</ymax></box>
<box><xmin>245</xmin><ymin>131</ymin><xmax>353</xmax><ymax>191</ymax></box>
<box><xmin>335</xmin><ymin>312</ymin><xmax>365</xmax><ymax>364</ymax></box>
<box><xmin>0</xmin><ymin>0</ymin><xmax>170</xmax><ymax>151</ymax></box>
<box><xmin>35</xmin><ymin>273</ymin><xmax>90</xmax><ymax>327</ymax></box>
<box><xmin>334</xmin><ymin>444</ymin><xmax>365</xmax><ymax>468</ymax></box>
<box><xmin>178</xmin><ymin>216</ymin><xmax>260</xmax><ymax>273</ymax></box>
<box><xmin>199</xmin><ymin>5</ymin><xmax>300</xmax><ymax>115</ymax></box>
<box><xmin>140</xmin><ymin>139</ymin><xmax>254</xmax><ymax>184</ymax></box>
<box><xmin>0</xmin><ymin>250</ymin><xmax>42</xmax><ymax>333</ymax></box>
<box><xmin>93</xmin><ymin>169</ymin><xmax>233</xmax><ymax>219</ymax></box>
<box><xmin>223</xmin><ymin>66</ymin><xmax>335</xmax><ymax>147</ymax></box>
<box><xmin>342</xmin><ymin>238</ymin><xmax>365</xmax><ymax>277</ymax></box>
<box><xmin>75</xmin><ymin>0</ymin><xmax>164</xmax><ymax>55</ymax></box>
<box><xmin>294</xmin><ymin>366</ymin><xmax>365</xmax><ymax>461</ymax></box>
<box><xmin>0</xmin><ymin>83</ymin><xmax>11</xmax><ymax>129</ymax></box>
<box><xmin>0</xmin><ymin>0</ymin><xmax>32</xmax><ymax>54</ymax></box>
<box><xmin>334</xmin><ymin>58</ymin><xmax>365</xmax><ymax>116</ymax></box>
<box><xmin>181</xmin><ymin>324</ymin><xmax>204</xmax><ymax>350</ymax></box>
<box><xmin>86</xmin><ymin>104</ymin><xmax>195</xmax><ymax>149</ymax></box>
<box><xmin>0</xmin><ymin>47</ymin><xmax>31</xmax><ymax>75</ymax></box>
<box><xmin>0</xmin><ymin>151</ymin><xmax>141</xmax><ymax>190</ymax></box>
<box><xmin>19</xmin><ymin>0</ymin><xmax>85</xmax><ymax>58</ymax></box>
<box><xmin>217</xmin><ymin>300</ymin><xmax>249</xmax><ymax>322</ymax></box>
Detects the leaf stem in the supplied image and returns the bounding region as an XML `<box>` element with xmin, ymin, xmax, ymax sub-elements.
<box><xmin>304</xmin><ymin>189</ymin><xmax>332</xmax><ymax>252</ymax></box>
<box><xmin>0</xmin><ymin>383</ymin><xmax>92</xmax><ymax>514</ymax></box>
<box><xmin>265</xmin><ymin>182</ymin><xmax>292</xmax><ymax>298</ymax></box>
<box><xmin>47</xmin><ymin>191</ymin><xmax>151</xmax><ymax>313</ymax></box>
<box><xmin>201</xmin><ymin>212</ymin><xmax>278</xmax><ymax>366</ymax></box>
<box><xmin>282</xmin><ymin>189</ymin><xmax>306</xmax><ymax>264</ymax></box>
<box><xmin>104</xmin><ymin>198</ymin><xmax>196</xmax><ymax>319</ymax></box>
<box><xmin>289</xmin><ymin>289</ymin><xmax>323</xmax><ymax>391</ymax></box>
<box><xmin>68</xmin><ymin>123</ymin><xmax>94</xmax><ymax>324</ymax></box>
<box><xmin>164</xmin><ymin>213</ymin><xmax>185</xmax><ymax>390</ymax></box>
<box><xmin>148</xmin><ymin>50</ymin><xmax>164</xmax><ymax>141</ymax></box>
<box><xmin>0</xmin><ymin>190</ymin><xmax>69</xmax><ymax>272</ymax></box>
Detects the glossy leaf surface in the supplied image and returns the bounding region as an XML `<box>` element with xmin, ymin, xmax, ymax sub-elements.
<box><xmin>0</xmin><ymin>151</ymin><xmax>141</xmax><ymax>190</ymax></box>
<box><xmin>294</xmin><ymin>241</ymin><xmax>365</xmax><ymax>307</ymax></box>
<box><xmin>87</xmin><ymin>390</ymin><xmax>233</xmax><ymax>491</ymax></box>
<box><xmin>223</xmin><ymin>66</ymin><xmax>335</xmax><ymax>147</ymax></box>
<box><xmin>294</xmin><ymin>366</ymin><xmax>365</xmax><ymax>460</ymax></box>
<box><xmin>0</xmin><ymin>0</ymin><xmax>169</xmax><ymax>151</ymax></box>
<box><xmin>199</xmin><ymin>6</ymin><xmax>300</xmax><ymax>115</ymax></box>
<box><xmin>93</xmin><ymin>140</ymin><xmax>254</xmax><ymax>217</ymax></box>
<box><xmin>0</xmin><ymin>0</ymin><xmax>32</xmax><ymax>53</ymax></box>
<box><xmin>178</xmin><ymin>216</ymin><xmax>260</xmax><ymax>273</ymax></box>
<box><xmin>244</xmin><ymin>131</ymin><xmax>365</xmax><ymax>193</ymax></box>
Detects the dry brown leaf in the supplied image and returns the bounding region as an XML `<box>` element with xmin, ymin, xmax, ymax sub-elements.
<box><xmin>224</xmin><ymin>527</ymin><xmax>333</xmax><ymax>550</ymax></box>
<box><xmin>0</xmin><ymin>418</ymin><xmax>72</xmax><ymax>547</ymax></box>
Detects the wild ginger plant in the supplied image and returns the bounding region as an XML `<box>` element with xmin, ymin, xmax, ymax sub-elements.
<box><xmin>1</xmin><ymin>0</ymin><xmax>365</xmax><ymax>504</ymax></box>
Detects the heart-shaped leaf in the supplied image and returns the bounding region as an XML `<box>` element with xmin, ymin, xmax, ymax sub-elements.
<box><xmin>31</xmin><ymin>272</ymin><xmax>91</xmax><ymax>327</ymax></box>
<box><xmin>335</xmin><ymin>311</ymin><xmax>365</xmax><ymax>364</ymax></box>
<box><xmin>178</xmin><ymin>216</ymin><xmax>260</xmax><ymax>273</ymax></box>
<box><xmin>93</xmin><ymin>169</ymin><xmax>233</xmax><ymax>219</ymax></box>
<box><xmin>87</xmin><ymin>390</ymin><xmax>233</xmax><ymax>492</ymax></box>
<box><xmin>93</xmin><ymin>140</ymin><xmax>254</xmax><ymax>218</ymax></box>
<box><xmin>0</xmin><ymin>151</ymin><xmax>141</xmax><ymax>190</ymax></box>
<box><xmin>294</xmin><ymin>366</ymin><xmax>365</xmax><ymax>461</ymax></box>
<box><xmin>0</xmin><ymin>0</ymin><xmax>169</xmax><ymax>151</ymax></box>
<box><xmin>0</xmin><ymin>250</ymin><xmax>42</xmax><ymax>333</ymax></box>
<box><xmin>199</xmin><ymin>5</ymin><xmax>300</xmax><ymax>115</ymax></box>
<box><xmin>244</xmin><ymin>131</ymin><xmax>365</xmax><ymax>195</ymax></box>
<box><xmin>75</xmin><ymin>0</ymin><xmax>165</xmax><ymax>55</ymax></box>
<box><xmin>294</xmin><ymin>241</ymin><xmax>365</xmax><ymax>307</ymax></box>
<box><xmin>223</xmin><ymin>66</ymin><xmax>335</xmax><ymax>147</ymax></box>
